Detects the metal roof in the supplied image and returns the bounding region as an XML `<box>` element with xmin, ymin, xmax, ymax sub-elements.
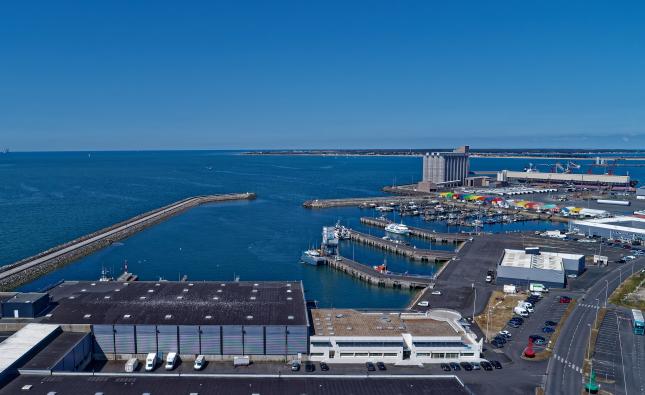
<box><xmin>41</xmin><ymin>281</ymin><xmax>307</xmax><ymax>326</ymax></box>
<box><xmin>0</xmin><ymin>323</ymin><xmax>59</xmax><ymax>377</ymax></box>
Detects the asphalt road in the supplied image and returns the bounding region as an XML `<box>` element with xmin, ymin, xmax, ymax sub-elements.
<box><xmin>544</xmin><ymin>258</ymin><xmax>645</xmax><ymax>395</ymax></box>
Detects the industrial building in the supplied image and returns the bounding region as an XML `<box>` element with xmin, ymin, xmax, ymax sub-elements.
<box><xmin>417</xmin><ymin>146</ymin><xmax>470</xmax><ymax>191</ymax></box>
<box><xmin>496</xmin><ymin>248</ymin><xmax>585</xmax><ymax>288</ymax></box>
<box><xmin>496</xmin><ymin>170</ymin><xmax>632</xmax><ymax>187</ymax></box>
<box><xmin>38</xmin><ymin>281</ymin><xmax>309</xmax><ymax>360</ymax></box>
<box><xmin>308</xmin><ymin>308</ymin><xmax>482</xmax><ymax>365</ymax></box>
<box><xmin>570</xmin><ymin>216</ymin><xmax>645</xmax><ymax>241</ymax></box>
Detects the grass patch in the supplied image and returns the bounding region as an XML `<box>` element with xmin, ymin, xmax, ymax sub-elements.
<box><xmin>609</xmin><ymin>271</ymin><xmax>645</xmax><ymax>310</ymax></box>
<box><xmin>474</xmin><ymin>290</ymin><xmax>526</xmax><ymax>339</ymax></box>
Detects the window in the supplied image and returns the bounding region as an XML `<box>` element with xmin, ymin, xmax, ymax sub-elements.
<box><xmin>309</xmin><ymin>353</ymin><xmax>324</xmax><ymax>357</ymax></box>
<box><xmin>431</xmin><ymin>353</ymin><xmax>445</xmax><ymax>358</ymax></box>
<box><xmin>369</xmin><ymin>353</ymin><xmax>383</xmax><ymax>357</ymax></box>
<box><xmin>354</xmin><ymin>352</ymin><xmax>368</xmax><ymax>357</ymax></box>
<box><xmin>461</xmin><ymin>352</ymin><xmax>474</xmax><ymax>357</ymax></box>
<box><xmin>336</xmin><ymin>341</ymin><xmax>403</xmax><ymax>348</ymax></box>
<box><xmin>383</xmin><ymin>353</ymin><xmax>398</xmax><ymax>357</ymax></box>
<box><xmin>445</xmin><ymin>353</ymin><xmax>459</xmax><ymax>358</ymax></box>
<box><xmin>311</xmin><ymin>341</ymin><xmax>332</xmax><ymax>348</ymax></box>
<box><xmin>413</xmin><ymin>341</ymin><xmax>466</xmax><ymax>348</ymax></box>
<box><xmin>416</xmin><ymin>353</ymin><xmax>430</xmax><ymax>357</ymax></box>
<box><xmin>340</xmin><ymin>353</ymin><xmax>354</xmax><ymax>357</ymax></box>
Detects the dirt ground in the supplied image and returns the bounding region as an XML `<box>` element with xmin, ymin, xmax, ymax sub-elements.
<box><xmin>475</xmin><ymin>290</ymin><xmax>527</xmax><ymax>339</ymax></box>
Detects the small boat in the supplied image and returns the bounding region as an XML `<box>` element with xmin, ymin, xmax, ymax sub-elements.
<box><xmin>385</xmin><ymin>223</ymin><xmax>410</xmax><ymax>235</ymax></box>
<box><xmin>373</xmin><ymin>261</ymin><xmax>389</xmax><ymax>274</ymax></box>
<box><xmin>634</xmin><ymin>210</ymin><xmax>645</xmax><ymax>219</ymax></box>
<box><xmin>301</xmin><ymin>249</ymin><xmax>326</xmax><ymax>266</ymax></box>
<box><xmin>376</xmin><ymin>206</ymin><xmax>394</xmax><ymax>212</ymax></box>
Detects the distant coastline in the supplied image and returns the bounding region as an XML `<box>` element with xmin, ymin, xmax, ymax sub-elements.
<box><xmin>241</xmin><ymin>149</ymin><xmax>645</xmax><ymax>161</ymax></box>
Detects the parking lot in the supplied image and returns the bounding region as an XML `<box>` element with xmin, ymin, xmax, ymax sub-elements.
<box><xmin>591</xmin><ymin>308</ymin><xmax>645</xmax><ymax>395</ymax></box>
<box><xmin>488</xmin><ymin>292</ymin><xmax>573</xmax><ymax>360</ymax></box>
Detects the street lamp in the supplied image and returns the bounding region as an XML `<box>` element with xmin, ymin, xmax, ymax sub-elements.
<box><xmin>604</xmin><ymin>280</ymin><xmax>608</xmax><ymax>308</ymax></box>
<box><xmin>471</xmin><ymin>283</ymin><xmax>476</xmax><ymax>322</ymax></box>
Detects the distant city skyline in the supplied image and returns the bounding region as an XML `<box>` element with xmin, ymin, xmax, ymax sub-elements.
<box><xmin>1</xmin><ymin>1</ymin><xmax>644</xmax><ymax>151</ymax></box>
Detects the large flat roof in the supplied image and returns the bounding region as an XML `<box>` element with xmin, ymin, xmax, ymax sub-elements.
<box><xmin>573</xmin><ymin>216</ymin><xmax>645</xmax><ymax>235</ymax></box>
<box><xmin>0</xmin><ymin>374</ymin><xmax>470</xmax><ymax>395</ymax></box>
<box><xmin>311</xmin><ymin>309</ymin><xmax>458</xmax><ymax>337</ymax></box>
<box><xmin>41</xmin><ymin>281</ymin><xmax>307</xmax><ymax>326</ymax></box>
<box><xmin>0</xmin><ymin>323</ymin><xmax>59</xmax><ymax>377</ymax></box>
<box><xmin>500</xmin><ymin>249</ymin><xmax>569</xmax><ymax>271</ymax></box>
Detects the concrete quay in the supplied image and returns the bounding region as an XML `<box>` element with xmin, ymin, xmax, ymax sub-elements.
<box><xmin>323</xmin><ymin>256</ymin><xmax>433</xmax><ymax>289</ymax></box>
<box><xmin>0</xmin><ymin>193</ymin><xmax>256</xmax><ymax>290</ymax></box>
<box><xmin>359</xmin><ymin>217</ymin><xmax>471</xmax><ymax>243</ymax></box>
<box><xmin>347</xmin><ymin>229</ymin><xmax>455</xmax><ymax>262</ymax></box>
<box><xmin>302</xmin><ymin>196</ymin><xmax>435</xmax><ymax>209</ymax></box>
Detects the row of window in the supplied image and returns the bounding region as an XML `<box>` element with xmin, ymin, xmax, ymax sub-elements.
<box><xmin>415</xmin><ymin>352</ymin><xmax>474</xmax><ymax>358</ymax></box>
<box><xmin>339</xmin><ymin>352</ymin><xmax>399</xmax><ymax>358</ymax></box>
<box><xmin>413</xmin><ymin>341</ymin><xmax>466</xmax><ymax>348</ymax></box>
<box><xmin>335</xmin><ymin>341</ymin><xmax>404</xmax><ymax>348</ymax></box>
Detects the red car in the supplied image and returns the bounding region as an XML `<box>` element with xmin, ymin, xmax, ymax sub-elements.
<box><xmin>559</xmin><ymin>296</ymin><xmax>571</xmax><ymax>303</ymax></box>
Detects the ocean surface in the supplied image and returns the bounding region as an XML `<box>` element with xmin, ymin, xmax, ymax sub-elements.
<box><xmin>1</xmin><ymin>151</ymin><xmax>642</xmax><ymax>308</ymax></box>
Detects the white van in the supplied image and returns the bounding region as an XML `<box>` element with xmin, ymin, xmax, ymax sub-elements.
<box><xmin>145</xmin><ymin>353</ymin><xmax>157</xmax><ymax>371</ymax></box>
<box><xmin>514</xmin><ymin>306</ymin><xmax>529</xmax><ymax>317</ymax></box>
<box><xmin>194</xmin><ymin>355</ymin><xmax>206</xmax><ymax>370</ymax></box>
<box><xmin>165</xmin><ymin>352</ymin><xmax>178</xmax><ymax>370</ymax></box>
<box><xmin>417</xmin><ymin>301</ymin><xmax>429</xmax><ymax>307</ymax></box>
<box><xmin>125</xmin><ymin>358</ymin><xmax>139</xmax><ymax>373</ymax></box>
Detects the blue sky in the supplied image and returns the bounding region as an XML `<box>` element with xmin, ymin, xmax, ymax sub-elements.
<box><xmin>1</xmin><ymin>1</ymin><xmax>644</xmax><ymax>150</ymax></box>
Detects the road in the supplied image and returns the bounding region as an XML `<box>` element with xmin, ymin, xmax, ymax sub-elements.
<box><xmin>545</xmin><ymin>258</ymin><xmax>645</xmax><ymax>395</ymax></box>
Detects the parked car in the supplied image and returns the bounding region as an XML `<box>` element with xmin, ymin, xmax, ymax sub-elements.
<box><xmin>493</xmin><ymin>335</ymin><xmax>507</xmax><ymax>344</ymax></box>
<box><xmin>320</xmin><ymin>362</ymin><xmax>329</xmax><ymax>371</ymax></box>
<box><xmin>559</xmin><ymin>296</ymin><xmax>571</xmax><ymax>303</ymax></box>
<box><xmin>125</xmin><ymin>358</ymin><xmax>139</xmax><ymax>373</ymax></box>
<box><xmin>490</xmin><ymin>360</ymin><xmax>503</xmax><ymax>369</ymax></box>
<box><xmin>481</xmin><ymin>361</ymin><xmax>493</xmax><ymax>371</ymax></box>
<box><xmin>440</xmin><ymin>363</ymin><xmax>451</xmax><ymax>372</ymax></box>
<box><xmin>165</xmin><ymin>352</ymin><xmax>178</xmax><ymax>371</ymax></box>
<box><xmin>291</xmin><ymin>361</ymin><xmax>301</xmax><ymax>371</ymax></box>
<box><xmin>542</xmin><ymin>327</ymin><xmax>555</xmax><ymax>334</ymax></box>
<box><xmin>529</xmin><ymin>335</ymin><xmax>546</xmax><ymax>342</ymax></box>
<box><xmin>544</xmin><ymin>320</ymin><xmax>557</xmax><ymax>326</ymax></box>
<box><xmin>145</xmin><ymin>353</ymin><xmax>157</xmax><ymax>372</ymax></box>
<box><xmin>377</xmin><ymin>362</ymin><xmax>386</xmax><ymax>371</ymax></box>
<box><xmin>471</xmin><ymin>362</ymin><xmax>481</xmax><ymax>370</ymax></box>
<box><xmin>366</xmin><ymin>362</ymin><xmax>376</xmax><ymax>372</ymax></box>
<box><xmin>499</xmin><ymin>330</ymin><xmax>512</xmax><ymax>338</ymax></box>
<box><xmin>449</xmin><ymin>362</ymin><xmax>461</xmax><ymax>371</ymax></box>
<box><xmin>490</xmin><ymin>339</ymin><xmax>504</xmax><ymax>348</ymax></box>
<box><xmin>460</xmin><ymin>362</ymin><xmax>473</xmax><ymax>371</ymax></box>
<box><xmin>507</xmin><ymin>321</ymin><xmax>520</xmax><ymax>328</ymax></box>
<box><xmin>305</xmin><ymin>363</ymin><xmax>315</xmax><ymax>372</ymax></box>
<box><xmin>510</xmin><ymin>317</ymin><xmax>524</xmax><ymax>324</ymax></box>
<box><xmin>193</xmin><ymin>355</ymin><xmax>206</xmax><ymax>371</ymax></box>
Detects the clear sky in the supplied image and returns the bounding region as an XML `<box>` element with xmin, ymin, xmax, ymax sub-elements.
<box><xmin>1</xmin><ymin>1</ymin><xmax>644</xmax><ymax>151</ymax></box>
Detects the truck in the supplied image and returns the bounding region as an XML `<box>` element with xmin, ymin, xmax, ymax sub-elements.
<box><xmin>529</xmin><ymin>283</ymin><xmax>548</xmax><ymax>293</ymax></box>
<box><xmin>233</xmin><ymin>356</ymin><xmax>250</xmax><ymax>367</ymax></box>
<box><xmin>503</xmin><ymin>285</ymin><xmax>516</xmax><ymax>294</ymax></box>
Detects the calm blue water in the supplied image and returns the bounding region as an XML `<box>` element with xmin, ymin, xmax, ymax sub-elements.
<box><xmin>0</xmin><ymin>151</ymin><xmax>641</xmax><ymax>308</ymax></box>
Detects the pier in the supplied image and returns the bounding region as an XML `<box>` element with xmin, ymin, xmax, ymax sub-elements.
<box><xmin>303</xmin><ymin>196</ymin><xmax>435</xmax><ymax>209</ymax></box>
<box><xmin>323</xmin><ymin>256</ymin><xmax>433</xmax><ymax>289</ymax></box>
<box><xmin>347</xmin><ymin>229</ymin><xmax>455</xmax><ymax>262</ymax></box>
<box><xmin>359</xmin><ymin>217</ymin><xmax>471</xmax><ymax>243</ymax></box>
<box><xmin>0</xmin><ymin>193</ymin><xmax>256</xmax><ymax>290</ymax></box>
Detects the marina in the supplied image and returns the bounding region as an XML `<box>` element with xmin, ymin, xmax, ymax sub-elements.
<box><xmin>322</xmin><ymin>255</ymin><xmax>434</xmax><ymax>289</ymax></box>
<box><xmin>347</xmin><ymin>229</ymin><xmax>455</xmax><ymax>262</ymax></box>
<box><xmin>360</xmin><ymin>217</ymin><xmax>471</xmax><ymax>243</ymax></box>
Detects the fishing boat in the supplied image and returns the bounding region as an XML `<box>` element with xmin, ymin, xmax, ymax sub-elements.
<box><xmin>634</xmin><ymin>210</ymin><xmax>645</xmax><ymax>219</ymax></box>
<box><xmin>385</xmin><ymin>223</ymin><xmax>410</xmax><ymax>235</ymax></box>
<box><xmin>301</xmin><ymin>249</ymin><xmax>326</xmax><ymax>266</ymax></box>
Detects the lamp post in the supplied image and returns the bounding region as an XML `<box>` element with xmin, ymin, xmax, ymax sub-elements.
<box><xmin>471</xmin><ymin>283</ymin><xmax>476</xmax><ymax>322</ymax></box>
<box><xmin>604</xmin><ymin>280</ymin><xmax>608</xmax><ymax>308</ymax></box>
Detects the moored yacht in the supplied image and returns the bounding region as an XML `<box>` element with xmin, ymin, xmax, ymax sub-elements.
<box><xmin>385</xmin><ymin>223</ymin><xmax>410</xmax><ymax>235</ymax></box>
<box><xmin>301</xmin><ymin>249</ymin><xmax>326</xmax><ymax>266</ymax></box>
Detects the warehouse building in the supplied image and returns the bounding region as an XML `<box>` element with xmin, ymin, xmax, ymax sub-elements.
<box><xmin>40</xmin><ymin>281</ymin><xmax>309</xmax><ymax>361</ymax></box>
<box><xmin>308</xmin><ymin>308</ymin><xmax>482</xmax><ymax>365</ymax></box>
<box><xmin>496</xmin><ymin>248</ymin><xmax>585</xmax><ymax>289</ymax></box>
<box><xmin>570</xmin><ymin>216</ymin><xmax>645</xmax><ymax>242</ymax></box>
<box><xmin>0</xmin><ymin>292</ymin><xmax>49</xmax><ymax>319</ymax></box>
<box><xmin>497</xmin><ymin>170</ymin><xmax>632</xmax><ymax>187</ymax></box>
